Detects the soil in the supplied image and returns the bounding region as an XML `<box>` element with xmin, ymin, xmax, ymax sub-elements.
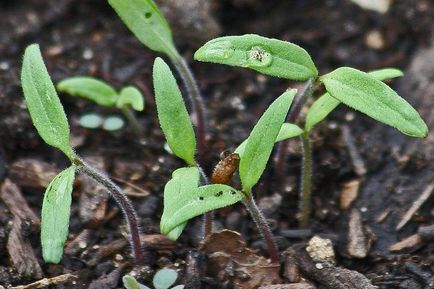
<box><xmin>0</xmin><ymin>0</ymin><xmax>433</xmax><ymax>288</ymax></box>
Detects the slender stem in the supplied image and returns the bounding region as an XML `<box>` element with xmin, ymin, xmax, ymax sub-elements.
<box><xmin>243</xmin><ymin>195</ymin><xmax>279</xmax><ymax>263</ymax></box>
<box><xmin>73</xmin><ymin>157</ymin><xmax>143</xmax><ymax>265</ymax></box>
<box><xmin>299</xmin><ymin>132</ymin><xmax>312</xmax><ymax>228</ymax></box>
<box><xmin>197</xmin><ymin>164</ymin><xmax>213</xmax><ymax>237</ymax></box>
<box><xmin>170</xmin><ymin>56</ymin><xmax>207</xmax><ymax>163</ymax></box>
<box><xmin>275</xmin><ymin>79</ymin><xmax>315</xmax><ymax>177</ymax></box>
<box><xmin>121</xmin><ymin>106</ymin><xmax>145</xmax><ymax>140</ymax></box>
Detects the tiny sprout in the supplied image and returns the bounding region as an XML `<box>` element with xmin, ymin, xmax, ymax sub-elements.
<box><xmin>57</xmin><ymin>77</ymin><xmax>144</xmax><ymax>137</ymax></box>
<box><xmin>123</xmin><ymin>268</ymin><xmax>184</xmax><ymax>289</ymax></box>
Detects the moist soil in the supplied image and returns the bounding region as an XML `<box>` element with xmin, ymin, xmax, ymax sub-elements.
<box><xmin>0</xmin><ymin>0</ymin><xmax>433</xmax><ymax>288</ymax></box>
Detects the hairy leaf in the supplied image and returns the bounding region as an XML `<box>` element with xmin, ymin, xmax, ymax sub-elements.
<box><xmin>305</xmin><ymin>67</ymin><xmax>405</xmax><ymax>133</ymax></box>
<box><xmin>153</xmin><ymin>57</ymin><xmax>196</xmax><ymax>165</ymax></box>
<box><xmin>153</xmin><ymin>268</ymin><xmax>178</xmax><ymax>289</ymax></box>
<box><xmin>108</xmin><ymin>0</ymin><xmax>178</xmax><ymax>58</ymax></box>
<box><xmin>239</xmin><ymin>89</ymin><xmax>296</xmax><ymax>192</ymax></box>
<box><xmin>194</xmin><ymin>34</ymin><xmax>317</xmax><ymax>81</ymax></box>
<box><xmin>321</xmin><ymin>67</ymin><xmax>428</xmax><ymax>137</ymax></box>
<box><xmin>57</xmin><ymin>77</ymin><xmax>117</xmax><ymax>107</ymax></box>
<box><xmin>160</xmin><ymin>167</ymin><xmax>242</xmax><ymax>240</ymax></box>
<box><xmin>41</xmin><ymin>166</ymin><xmax>75</xmax><ymax>263</ymax></box>
<box><xmin>21</xmin><ymin>44</ymin><xmax>75</xmax><ymax>160</ymax></box>
<box><xmin>117</xmin><ymin>86</ymin><xmax>144</xmax><ymax>111</ymax></box>
<box><xmin>235</xmin><ymin>123</ymin><xmax>303</xmax><ymax>156</ymax></box>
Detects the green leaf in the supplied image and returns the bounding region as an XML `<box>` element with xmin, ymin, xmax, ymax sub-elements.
<box><xmin>305</xmin><ymin>67</ymin><xmax>405</xmax><ymax>133</ymax></box>
<box><xmin>79</xmin><ymin>113</ymin><xmax>103</xmax><ymax>129</ymax></box>
<box><xmin>239</xmin><ymin>89</ymin><xmax>297</xmax><ymax>192</ymax></box>
<box><xmin>108</xmin><ymin>0</ymin><xmax>178</xmax><ymax>58</ymax></box>
<box><xmin>41</xmin><ymin>166</ymin><xmax>75</xmax><ymax>263</ymax></box>
<box><xmin>367</xmin><ymin>68</ymin><xmax>403</xmax><ymax>80</ymax></box>
<box><xmin>21</xmin><ymin>44</ymin><xmax>75</xmax><ymax>160</ymax></box>
<box><xmin>235</xmin><ymin>123</ymin><xmax>303</xmax><ymax>156</ymax></box>
<box><xmin>194</xmin><ymin>34</ymin><xmax>318</xmax><ymax>81</ymax></box>
<box><xmin>117</xmin><ymin>86</ymin><xmax>145</xmax><ymax>111</ymax></box>
<box><xmin>153</xmin><ymin>57</ymin><xmax>196</xmax><ymax>165</ymax></box>
<box><xmin>57</xmin><ymin>77</ymin><xmax>118</xmax><ymax>107</ymax></box>
<box><xmin>123</xmin><ymin>275</ymin><xmax>150</xmax><ymax>289</ymax></box>
<box><xmin>102</xmin><ymin>115</ymin><xmax>125</xmax><ymax>131</ymax></box>
<box><xmin>320</xmin><ymin>67</ymin><xmax>428</xmax><ymax>137</ymax></box>
<box><xmin>153</xmin><ymin>268</ymin><xmax>178</xmax><ymax>289</ymax></box>
<box><xmin>160</xmin><ymin>167</ymin><xmax>242</xmax><ymax>239</ymax></box>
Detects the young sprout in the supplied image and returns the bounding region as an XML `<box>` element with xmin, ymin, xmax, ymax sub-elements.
<box><xmin>21</xmin><ymin>44</ymin><xmax>143</xmax><ymax>264</ymax></box>
<box><xmin>195</xmin><ymin>34</ymin><xmax>428</xmax><ymax>229</ymax></box>
<box><xmin>57</xmin><ymin>77</ymin><xmax>145</xmax><ymax>138</ymax></box>
<box><xmin>123</xmin><ymin>268</ymin><xmax>184</xmax><ymax>289</ymax></box>
<box><xmin>153</xmin><ymin>57</ymin><xmax>297</xmax><ymax>263</ymax></box>
<box><xmin>108</xmin><ymin>0</ymin><xmax>207</xmax><ymax>160</ymax></box>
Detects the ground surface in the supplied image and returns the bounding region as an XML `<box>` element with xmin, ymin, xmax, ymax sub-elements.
<box><xmin>0</xmin><ymin>0</ymin><xmax>433</xmax><ymax>288</ymax></box>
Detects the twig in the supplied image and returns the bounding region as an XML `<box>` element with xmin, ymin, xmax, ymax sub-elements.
<box><xmin>341</xmin><ymin>125</ymin><xmax>367</xmax><ymax>176</ymax></box>
<box><xmin>396</xmin><ymin>180</ymin><xmax>434</xmax><ymax>230</ymax></box>
<box><xmin>11</xmin><ymin>273</ymin><xmax>78</xmax><ymax>289</ymax></box>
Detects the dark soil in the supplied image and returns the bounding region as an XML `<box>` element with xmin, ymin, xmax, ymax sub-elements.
<box><xmin>0</xmin><ymin>0</ymin><xmax>433</xmax><ymax>288</ymax></box>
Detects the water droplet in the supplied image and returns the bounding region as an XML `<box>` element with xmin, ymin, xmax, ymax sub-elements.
<box><xmin>247</xmin><ymin>46</ymin><xmax>272</xmax><ymax>68</ymax></box>
<box><xmin>204</xmin><ymin>40</ymin><xmax>234</xmax><ymax>60</ymax></box>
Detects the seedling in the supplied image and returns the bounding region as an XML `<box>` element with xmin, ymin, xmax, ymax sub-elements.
<box><xmin>57</xmin><ymin>77</ymin><xmax>144</xmax><ymax>137</ymax></box>
<box><xmin>21</xmin><ymin>44</ymin><xmax>143</xmax><ymax>264</ymax></box>
<box><xmin>108</xmin><ymin>0</ymin><xmax>207</xmax><ymax>158</ymax></box>
<box><xmin>123</xmin><ymin>268</ymin><xmax>184</xmax><ymax>289</ymax></box>
<box><xmin>153</xmin><ymin>57</ymin><xmax>300</xmax><ymax>262</ymax></box>
<box><xmin>194</xmin><ymin>34</ymin><xmax>428</xmax><ymax>227</ymax></box>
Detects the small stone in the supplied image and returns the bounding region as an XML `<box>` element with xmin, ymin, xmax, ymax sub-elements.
<box><xmin>82</xmin><ymin>48</ymin><xmax>94</xmax><ymax>60</ymax></box>
<box><xmin>365</xmin><ymin>30</ymin><xmax>385</xmax><ymax>50</ymax></box>
<box><xmin>315</xmin><ymin>263</ymin><xmax>324</xmax><ymax>270</ymax></box>
<box><xmin>306</xmin><ymin>236</ymin><xmax>336</xmax><ymax>264</ymax></box>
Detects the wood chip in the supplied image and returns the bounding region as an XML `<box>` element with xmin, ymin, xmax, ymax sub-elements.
<box><xmin>347</xmin><ymin>209</ymin><xmax>369</xmax><ymax>258</ymax></box>
<box><xmin>389</xmin><ymin>234</ymin><xmax>424</xmax><ymax>253</ymax></box>
<box><xmin>340</xmin><ymin>180</ymin><xmax>360</xmax><ymax>210</ymax></box>
<box><xmin>341</xmin><ymin>125</ymin><xmax>367</xmax><ymax>176</ymax></box>
<box><xmin>8</xmin><ymin>158</ymin><xmax>58</xmax><ymax>189</ymax></box>
<box><xmin>396</xmin><ymin>181</ymin><xmax>434</xmax><ymax>230</ymax></box>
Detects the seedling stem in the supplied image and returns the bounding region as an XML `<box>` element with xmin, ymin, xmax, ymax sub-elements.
<box><xmin>300</xmin><ymin>132</ymin><xmax>313</xmax><ymax>228</ymax></box>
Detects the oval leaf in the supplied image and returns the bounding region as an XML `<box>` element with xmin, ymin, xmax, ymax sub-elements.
<box><xmin>153</xmin><ymin>57</ymin><xmax>196</xmax><ymax>165</ymax></box>
<box><xmin>235</xmin><ymin>122</ymin><xmax>303</xmax><ymax>156</ymax></box>
<box><xmin>57</xmin><ymin>77</ymin><xmax>118</xmax><ymax>107</ymax></box>
<box><xmin>153</xmin><ymin>268</ymin><xmax>178</xmax><ymax>289</ymax></box>
<box><xmin>194</xmin><ymin>34</ymin><xmax>318</xmax><ymax>81</ymax></box>
<box><xmin>305</xmin><ymin>67</ymin><xmax>405</xmax><ymax>133</ymax></box>
<box><xmin>321</xmin><ymin>67</ymin><xmax>428</xmax><ymax>137</ymax></box>
<box><xmin>108</xmin><ymin>0</ymin><xmax>178</xmax><ymax>58</ymax></box>
<box><xmin>21</xmin><ymin>44</ymin><xmax>75</xmax><ymax>159</ymax></box>
<box><xmin>41</xmin><ymin>166</ymin><xmax>75</xmax><ymax>263</ymax></box>
<box><xmin>117</xmin><ymin>86</ymin><xmax>145</xmax><ymax>111</ymax></box>
<box><xmin>160</xmin><ymin>167</ymin><xmax>242</xmax><ymax>239</ymax></box>
<box><xmin>239</xmin><ymin>89</ymin><xmax>297</xmax><ymax>192</ymax></box>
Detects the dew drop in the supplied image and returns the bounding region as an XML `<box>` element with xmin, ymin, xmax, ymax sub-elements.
<box><xmin>247</xmin><ymin>46</ymin><xmax>272</xmax><ymax>68</ymax></box>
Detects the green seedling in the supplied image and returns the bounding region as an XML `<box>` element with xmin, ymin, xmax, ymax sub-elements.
<box><xmin>57</xmin><ymin>77</ymin><xmax>144</xmax><ymax>137</ymax></box>
<box><xmin>154</xmin><ymin>57</ymin><xmax>298</xmax><ymax>262</ymax></box>
<box><xmin>195</xmin><ymin>34</ymin><xmax>428</xmax><ymax>227</ymax></box>
<box><xmin>21</xmin><ymin>44</ymin><xmax>143</xmax><ymax>264</ymax></box>
<box><xmin>123</xmin><ymin>268</ymin><xmax>184</xmax><ymax>289</ymax></box>
<box><xmin>108</xmin><ymin>0</ymin><xmax>207</xmax><ymax>157</ymax></box>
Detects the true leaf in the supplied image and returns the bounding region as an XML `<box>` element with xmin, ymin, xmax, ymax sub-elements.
<box><xmin>41</xmin><ymin>166</ymin><xmax>75</xmax><ymax>263</ymax></box>
<box><xmin>194</xmin><ymin>34</ymin><xmax>318</xmax><ymax>81</ymax></box>
<box><xmin>153</xmin><ymin>268</ymin><xmax>178</xmax><ymax>289</ymax></box>
<box><xmin>108</xmin><ymin>0</ymin><xmax>178</xmax><ymax>58</ymax></box>
<box><xmin>239</xmin><ymin>89</ymin><xmax>296</xmax><ymax>192</ymax></box>
<box><xmin>57</xmin><ymin>77</ymin><xmax>118</xmax><ymax>107</ymax></box>
<box><xmin>21</xmin><ymin>44</ymin><xmax>75</xmax><ymax>160</ymax></box>
<box><xmin>305</xmin><ymin>67</ymin><xmax>405</xmax><ymax>133</ymax></box>
<box><xmin>117</xmin><ymin>86</ymin><xmax>144</xmax><ymax>111</ymax></box>
<box><xmin>321</xmin><ymin>67</ymin><xmax>428</xmax><ymax>137</ymax></box>
<box><xmin>235</xmin><ymin>122</ymin><xmax>303</xmax><ymax>156</ymax></box>
<box><xmin>160</xmin><ymin>167</ymin><xmax>242</xmax><ymax>239</ymax></box>
<box><xmin>153</xmin><ymin>57</ymin><xmax>196</xmax><ymax>165</ymax></box>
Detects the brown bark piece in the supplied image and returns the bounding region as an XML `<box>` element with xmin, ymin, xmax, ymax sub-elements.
<box><xmin>288</xmin><ymin>249</ymin><xmax>377</xmax><ymax>289</ymax></box>
<box><xmin>389</xmin><ymin>234</ymin><xmax>424</xmax><ymax>253</ymax></box>
<box><xmin>0</xmin><ymin>179</ymin><xmax>42</xmax><ymax>279</ymax></box>
<box><xmin>347</xmin><ymin>209</ymin><xmax>369</xmax><ymax>258</ymax></box>
<box><xmin>9</xmin><ymin>158</ymin><xmax>58</xmax><ymax>190</ymax></box>
<box><xmin>340</xmin><ymin>180</ymin><xmax>360</xmax><ymax>210</ymax></box>
<box><xmin>200</xmin><ymin>230</ymin><xmax>281</xmax><ymax>289</ymax></box>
